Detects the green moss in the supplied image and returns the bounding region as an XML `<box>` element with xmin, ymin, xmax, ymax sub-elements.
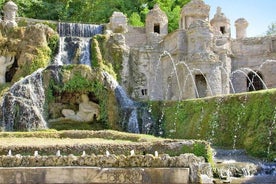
<box><xmin>48</xmin><ymin>120</ymin><xmax>105</xmax><ymax>131</ymax></box>
<box><xmin>46</xmin><ymin>65</ymin><xmax>112</xmax><ymax>128</ymax></box>
<box><xmin>41</xmin><ymin>21</ymin><xmax>57</xmax><ymax>31</ymax></box>
<box><xmin>91</xmin><ymin>34</ymin><xmax>126</xmax><ymax>82</ymax></box>
<box><xmin>91</xmin><ymin>35</ymin><xmax>117</xmax><ymax>79</ymax></box>
<box><xmin>47</xmin><ymin>33</ymin><xmax>59</xmax><ymax>57</ymax></box>
<box><xmin>12</xmin><ymin>46</ymin><xmax>52</xmax><ymax>82</ymax></box>
<box><xmin>17</xmin><ymin>18</ymin><xmax>28</xmax><ymax>27</ymax></box>
<box><xmin>0</xmin><ymin>83</ymin><xmax>12</xmax><ymax>97</ymax></box>
<box><xmin>150</xmin><ymin>89</ymin><xmax>276</xmax><ymax>160</ymax></box>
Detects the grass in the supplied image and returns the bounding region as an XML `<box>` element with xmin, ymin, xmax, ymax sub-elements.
<box><xmin>0</xmin><ymin>130</ymin><xmax>211</xmax><ymax>161</ymax></box>
<box><xmin>0</xmin><ymin>130</ymin><xmax>164</xmax><ymax>142</ymax></box>
<box><xmin>0</xmin><ymin>137</ymin><xmax>134</xmax><ymax>147</ymax></box>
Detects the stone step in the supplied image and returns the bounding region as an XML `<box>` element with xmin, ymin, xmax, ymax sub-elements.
<box><xmin>0</xmin><ymin>167</ymin><xmax>190</xmax><ymax>184</ymax></box>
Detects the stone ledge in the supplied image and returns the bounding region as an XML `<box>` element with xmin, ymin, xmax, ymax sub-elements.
<box><xmin>0</xmin><ymin>167</ymin><xmax>190</xmax><ymax>184</ymax></box>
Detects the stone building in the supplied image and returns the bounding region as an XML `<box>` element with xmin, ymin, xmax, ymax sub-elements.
<box><xmin>109</xmin><ymin>0</ymin><xmax>276</xmax><ymax>101</ymax></box>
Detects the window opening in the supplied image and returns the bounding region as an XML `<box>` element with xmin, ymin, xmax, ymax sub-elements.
<box><xmin>195</xmin><ymin>74</ymin><xmax>207</xmax><ymax>98</ymax></box>
<box><xmin>154</xmin><ymin>23</ymin><xmax>160</xmax><ymax>34</ymax></box>
<box><xmin>220</xmin><ymin>26</ymin><xmax>226</xmax><ymax>34</ymax></box>
<box><xmin>247</xmin><ymin>71</ymin><xmax>264</xmax><ymax>91</ymax></box>
<box><xmin>141</xmin><ymin>89</ymin><xmax>148</xmax><ymax>96</ymax></box>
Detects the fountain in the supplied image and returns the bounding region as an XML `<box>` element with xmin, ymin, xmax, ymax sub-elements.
<box><xmin>54</xmin><ymin>22</ymin><xmax>104</xmax><ymax>66</ymax></box>
<box><xmin>0</xmin><ymin>0</ymin><xmax>275</xmax><ymax>183</ymax></box>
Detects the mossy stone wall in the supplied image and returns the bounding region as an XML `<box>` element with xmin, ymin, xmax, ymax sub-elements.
<box><xmin>150</xmin><ymin>90</ymin><xmax>276</xmax><ymax>160</ymax></box>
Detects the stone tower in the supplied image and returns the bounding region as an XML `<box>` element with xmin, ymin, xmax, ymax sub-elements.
<box><xmin>235</xmin><ymin>18</ymin><xmax>249</xmax><ymax>39</ymax></box>
<box><xmin>145</xmin><ymin>4</ymin><xmax>168</xmax><ymax>43</ymax></box>
<box><xmin>210</xmin><ymin>7</ymin><xmax>231</xmax><ymax>37</ymax></box>
<box><xmin>2</xmin><ymin>1</ymin><xmax>18</xmax><ymax>28</ymax></box>
<box><xmin>179</xmin><ymin>0</ymin><xmax>210</xmax><ymax>29</ymax></box>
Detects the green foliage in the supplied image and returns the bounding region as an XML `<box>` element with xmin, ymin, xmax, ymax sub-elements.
<box><xmin>150</xmin><ymin>89</ymin><xmax>276</xmax><ymax>160</ymax></box>
<box><xmin>47</xmin><ymin>65</ymin><xmax>110</xmax><ymax>125</ymax></box>
<box><xmin>0</xmin><ymin>0</ymin><xmax>190</xmax><ymax>32</ymax></box>
<box><xmin>129</xmin><ymin>12</ymin><xmax>144</xmax><ymax>27</ymax></box>
<box><xmin>30</xmin><ymin>47</ymin><xmax>51</xmax><ymax>73</ymax></box>
<box><xmin>47</xmin><ymin>33</ymin><xmax>59</xmax><ymax>57</ymax></box>
<box><xmin>12</xmin><ymin>46</ymin><xmax>51</xmax><ymax>82</ymax></box>
<box><xmin>48</xmin><ymin>120</ymin><xmax>104</xmax><ymax>131</ymax></box>
<box><xmin>91</xmin><ymin>35</ymin><xmax>118</xmax><ymax>80</ymax></box>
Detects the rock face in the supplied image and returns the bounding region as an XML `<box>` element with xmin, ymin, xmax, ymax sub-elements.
<box><xmin>0</xmin><ymin>56</ymin><xmax>14</xmax><ymax>84</ymax></box>
<box><xmin>0</xmin><ymin>65</ymin><xmax>118</xmax><ymax>131</ymax></box>
<box><xmin>0</xmin><ymin>23</ymin><xmax>58</xmax><ymax>83</ymax></box>
<box><xmin>0</xmin><ymin>69</ymin><xmax>47</xmax><ymax>131</ymax></box>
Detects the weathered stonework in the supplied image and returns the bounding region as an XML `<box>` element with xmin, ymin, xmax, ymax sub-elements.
<box><xmin>2</xmin><ymin>1</ymin><xmax>18</xmax><ymax>28</ymax></box>
<box><xmin>0</xmin><ymin>167</ymin><xmax>191</xmax><ymax>184</ymax></box>
<box><xmin>108</xmin><ymin>12</ymin><xmax>128</xmax><ymax>33</ymax></box>
<box><xmin>107</xmin><ymin>0</ymin><xmax>276</xmax><ymax>101</ymax></box>
<box><xmin>0</xmin><ymin>153</ymin><xmax>211</xmax><ymax>183</ymax></box>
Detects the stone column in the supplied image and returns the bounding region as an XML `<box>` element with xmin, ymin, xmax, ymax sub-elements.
<box><xmin>235</xmin><ymin>18</ymin><xmax>248</xmax><ymax>39</ymax></box>
<box><xmin>2</xmin><ymin>1</ymin><xmax>18</xmax><ymax>28</ymax></box>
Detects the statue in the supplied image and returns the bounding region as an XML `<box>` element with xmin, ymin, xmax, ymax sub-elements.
<box><xmin>61</xmin><ymin>94</ymin><xmax>100</xmax><ymax>122</ymax></box>
<box><xmin>0</xmin><ymin>56</ymin><xmax>14</xmax><ymax>84</ymax></box>
<box><xmin>2</xmin><ymin>1</ymin><xmax>18</xmax><ymax>28</ymax></box>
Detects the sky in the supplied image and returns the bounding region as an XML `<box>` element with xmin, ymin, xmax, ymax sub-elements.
<box><xmin>204</xmin><ymin>0</ymin><xmax>276</xmax><ymax>37</ymax></box>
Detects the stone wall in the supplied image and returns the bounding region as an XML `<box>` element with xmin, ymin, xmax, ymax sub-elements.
<box><xmin>0</xmin><ymin>154</ymin><xmax>212</xmax><ymax>183</ymax></box>
<box><xmin>0</xmin><ymin>167</ymin><xmax>191</xmax><ymax>184</ymax></box>
<box><xmin>231</xmin><ymin>36</ymin><xmax>276</xmax><ymax>92</ymax></box>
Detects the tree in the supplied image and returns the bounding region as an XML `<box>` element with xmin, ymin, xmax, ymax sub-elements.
<box><xmin>129</xmin><ymin>12</ymin><xmax>144</xmax><ymax>27</ymax></box>
<box><xmin>266</xmin><ymin>22</ymin><xmax>276</xmax><ymax>36</ymax></box>
<box><xmin>0</xmin><ymin>0</ymin><xmax>191</xmax><ymax>32</ymax></box>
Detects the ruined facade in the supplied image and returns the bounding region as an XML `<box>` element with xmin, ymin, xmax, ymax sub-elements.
<box><xmin>109</xmin><ymin>0</ymin><xmax>276</xmax><ymax>100</ymax></box>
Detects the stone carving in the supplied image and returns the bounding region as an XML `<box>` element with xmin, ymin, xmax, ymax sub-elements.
<box><xmin>0</xmin><ymin>56</ymin><xmax>14</xmax><ymax>84</ymax></box>
<box><xmin>2</xmin><ymin>1</ymin><xmax>18</xmax><ymax>28</ymax></box>
<box><xmin>62</xmin><ymin>94</ymin><xmax>100</xmax><ymax>122</ymax></box>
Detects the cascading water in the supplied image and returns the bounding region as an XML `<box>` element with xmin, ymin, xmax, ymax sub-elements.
<box><xmin>213</xmin><ymin>148</ymin><xmax>276</xmax><ymax>183</ymax></box>
<box><xmin>102</xmin><ymin>72</ymin><xmax>154</xmax><ymax>134</ymax></box>
<box><xmin>54</xmin><ymin>22</ymin><xmax>104</xmax><ymax>66</ymax></box>
<box><xmin>0</xmin><ymin>69</ymin><xmax>47</xmax><ymax>131</ymax></box>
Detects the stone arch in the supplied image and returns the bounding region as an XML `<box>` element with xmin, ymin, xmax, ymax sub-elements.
<box><xmin>247</xmin><ymin>71</ymin><xmax>264</xmax><ymax>91</ymax></box>
<box><xmin>195</xmin><ymin>74</ymin><xmax>207</xmax><ymax>98</ymax></box>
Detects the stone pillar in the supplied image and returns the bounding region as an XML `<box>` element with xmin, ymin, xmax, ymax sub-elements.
<box><xmin>235</xmin><ymin>18</ymin><xmax>248</xmax><ymax>39</ymax></box>
<box><xmin>109</xmin><ymin>12</ymin><xmax>128</xmax><ymax>33</ymax></box>
<box><xmin>2</xmin><ymin>1</ymin><xmax>18</xmax><ymax>28</ymax></box>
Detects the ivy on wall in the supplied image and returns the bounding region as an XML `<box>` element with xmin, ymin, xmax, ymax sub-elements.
<box><xmin>150</xmin><ymin>89</ymin><xmax>276</xmax><ymax>160</ymax></box>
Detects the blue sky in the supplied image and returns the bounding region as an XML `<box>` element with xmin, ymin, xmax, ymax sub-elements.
<box><xmin>204</xmin><ymin>0</ymin><xmax>276</xmax><ymax>37</ymax></box>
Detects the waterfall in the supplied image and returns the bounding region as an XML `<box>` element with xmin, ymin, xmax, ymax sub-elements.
<box><xmin>103</xmin><ymin>72</ymin><xmax>154</xmax><ymax>134</ymax></box>
<box><xmin>54</xmin><ymin>22</ymin><xmax>104</xmax><ymax>66</ymax></box>
<box><xmin>0</xmin><ymin>69</ymin><xmax>47</xmax><ymax>131</ymax></box>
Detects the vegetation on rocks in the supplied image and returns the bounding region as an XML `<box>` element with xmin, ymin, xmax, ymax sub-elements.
<box><xmin>150</xmin><ymin>89</ymin><xmax>276</xmax><ymax>160</ymax></box>
<box><xmin>43</xmin><ymin>65</ymin><xmax>119</xmax><ymax>130</ymax></box>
